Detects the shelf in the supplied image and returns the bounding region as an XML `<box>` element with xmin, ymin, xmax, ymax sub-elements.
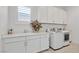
<box><xmin>40</xmin><ymin>22</ymin><xmax>67</xmax><ymax>25</ymax></box>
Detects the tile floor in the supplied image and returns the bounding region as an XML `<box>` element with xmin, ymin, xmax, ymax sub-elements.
<box><xmin>41</xmin><ymin>43</ymin><xmax>79</xmax><ymax>53</ymax></box>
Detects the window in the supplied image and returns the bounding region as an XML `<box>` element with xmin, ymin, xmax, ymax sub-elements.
<box><xmin>18</xmin><ymin>6</ymin><xmax>31</xmax><ymax>22</ymax></box>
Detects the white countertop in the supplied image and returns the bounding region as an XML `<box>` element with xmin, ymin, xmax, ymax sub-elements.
<box><xmin>2</xmin><ymin>32</ymin><xmax>49</xmax><ymax>38</ymax></box>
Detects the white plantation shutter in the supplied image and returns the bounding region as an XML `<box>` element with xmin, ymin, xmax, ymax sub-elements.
<box><xmin>18</xmin><ymin>6</ymin><xmax>31</xmax><ymax>22</ymax></box>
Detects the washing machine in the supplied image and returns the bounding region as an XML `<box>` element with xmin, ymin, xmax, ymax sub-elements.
<box><xmin>49</xmin><ymin>32</ymin><xmax>64</xmax><ymax>49</ymax></box>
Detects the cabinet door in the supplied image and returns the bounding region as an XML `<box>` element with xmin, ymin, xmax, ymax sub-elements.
<box><xmin>63</xmin><ymin>11</ymin><xmax>67</xmax><ymax>24</ymax></box>
<box><xmin>48</xmin><ymin>7</ymin><xmax>67</xmax><ymax>24</ymax></box>
<box><xmin>38</xmin><ymin>6</ymin><xmax>48</xmax><ymax>23</ymax></box>
<box><xmin>4</xmin><ymin>41</ymin><xmax>25</xmax><ymax>53</ymax></box>
<box><xmin>48</xmin><ymin>7</ymin><xmax>56</xmax><ymax>23</ymax></box>
<box><xmin>26</xmin><ymin>36</ymin><xmax>41</xmax><ymax>53</ymax></box>
<box><xmin>54</xmin><ymin>9</ymin><xmax>63</xmax><ymax>24</ymax></box>
<box><xmin>41</xmin><ymin>35</ymin><xmax>49</xmax><ymax>50</ymax></box>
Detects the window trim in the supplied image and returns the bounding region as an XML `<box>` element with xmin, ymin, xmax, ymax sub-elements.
<box><xmin>16</xmin><ymin>6</ymin><xmax>32</xmax><ymax>24</ymax></box>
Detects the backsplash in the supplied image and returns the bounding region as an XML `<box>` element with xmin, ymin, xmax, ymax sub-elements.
<box><xmin>42</xmin><ymin>23</ymin><xmax>66</xmax><ymax>32</ymax></box>
<box><xmin>9</xmin><ymin>24</ymin><xmax>33</xmax><ymax>34</ymax></box>
<box><xmin>9</xmin><ymin>23</ymin><xmax>67</xmax><ymax>33</ymax></box>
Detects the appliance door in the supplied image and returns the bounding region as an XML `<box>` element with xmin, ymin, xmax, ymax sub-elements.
<box><xmin>64</xmin><ymin>33</ymin><xmax>70</xmax><ymax>46</ymax></box>
<box><xmin>64</xmin><ymin>33</ymin><xmax>69</xmax><ymax>41</ymax></box>
<box><xmin>51</xmin><ymin>32</ymin><xmax>64</xmax><ymax>49</ymax></box>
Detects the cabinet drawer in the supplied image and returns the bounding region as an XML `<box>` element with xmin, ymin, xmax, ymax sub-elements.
<box><xmin>40</xmin><ymin>34</ymin><xmax>49</xmax><ymax>38</ymax></box>
<box><xmin>4</xmin><ymin>41</ymin><xmax>25</xmax><ymax>53</ymax></box>
<box><xmin>3</xmin><ymin>37</ymin><xmax>25</xmax><ymax>43</ymax></box>
<box><xmin>26</xmin><ymin>35</ymin><xmax>41</xmax><ymax>40</ymax></box>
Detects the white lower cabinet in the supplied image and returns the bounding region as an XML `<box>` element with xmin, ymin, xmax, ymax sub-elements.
<box><xmin>4</xmin><ymin>41</ymin><xmax>26</xmax><ymax>53</ymax></box>
<box><xmin>2</xmin><ymin>33</ymin><xmax>49</xmax><ymax>53</ymax></box>
<box><xmin>40</xmin><ymin>35</ymin><xmax>49</xmax><ymax>51</ymax></box>
<box><xmin>2</xmin><ymin>36</ymin><xmax>26</xmax><ymax>53</ymax></box>
<box><xmin>26</xmin><ymin>37</ymin><xmax>41</xmax><ymax>53</ymax></box>
<box><xmin>26</xmin><ymin>34</ymin><xmax>49</xmax><ymax>53</ymax></box>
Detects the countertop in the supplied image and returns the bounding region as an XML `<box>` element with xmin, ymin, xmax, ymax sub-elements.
<box><xmin>2</xmin><ymin>32</ymin><xmax>49</xmax><ymax>38</ymax></box>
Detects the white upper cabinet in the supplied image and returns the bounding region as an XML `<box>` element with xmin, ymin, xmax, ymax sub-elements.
<box><xmin>48</xmin><ymin>7</ymin><xmax>58</xmax><ymax>23</ymax></box>
<box><xmin>37</xmin><ymin>6</ymin><xmax>67</xmax><ymax>24</ymax></box>
<box><xmin>37</xmin><ymin>6</ymin><xmax>48</xmax><ymax>23</ymax></box>
<box><xmin>63</xmin><ymin>11</ymin><xmax>67</xmax><ymax>24</ymax></box>
<box><xmin>48</xmin><ymin>7</ymin><xmax>67</xmax><ymax>24</ymax></box>
<box><xmin>53</xmin><ymin>8</ymin><xmax>64</xmax><ymax>24</ymax></box>
<box><xmin>56</xmin><ymin>9</ymin><xmax>67</xmax><ymax>24</ymax></box>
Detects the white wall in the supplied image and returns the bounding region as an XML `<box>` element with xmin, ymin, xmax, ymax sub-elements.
<box><xmin>0</xmin><ymin>6</ymin><xmax>8</xmax><ymax>35</ymax></box>
<box><xmin>67</xmin><ymin>7</ymin><xmax>79</xmax><ymax>44</ymax></box>
<box><xmin>8</xmin><ymin>6</ymin><xmax>67</xmax><ymax>33</ymax></box>
<box><xmin>0</xmin><ymin>6</ymin><xmax>8</xmax><ymax>52</ymax></box>
<box><xmin>0</xmin><ymin>6</ymin><xmax>67</xmax><ymax>35</ymax></box>
<box><xmin>8</xmin><ymin>6</ymin><xmax>38</xmax><ymax>33</ymax></box>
